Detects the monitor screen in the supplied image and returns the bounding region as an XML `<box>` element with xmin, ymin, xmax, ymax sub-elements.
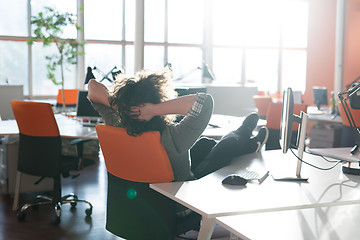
<box><xmin>280</xmin><ymin>87</ymin><xmax>294</xmax><ymax>154</ymax></box>
<box><xmin>76</xmin><ymin>90</ymin><xmax>101</xmax><ymax>120</ymax></box>
<box><xmin>175</xmin><ymin>87</ymin><xmax>207</xmax><ymax>96</ymax></box>
<box><xmin>313</xmin><ymin>87</ymin><xmax>328</xmax><ymax>110</ymax></box>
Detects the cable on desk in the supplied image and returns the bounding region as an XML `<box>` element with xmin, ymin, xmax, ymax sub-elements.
<box><xmin>304</xmin><ymin>149</ymin><xmax>340</xmax><ymax>163</ymax></box>
<box><xmin>290</xmin><ymin>148</ymin><xmax>342</xmax><ymax>171</ymax></box>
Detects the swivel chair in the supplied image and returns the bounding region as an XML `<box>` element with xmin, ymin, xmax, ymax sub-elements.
<box><xmin>10</xmin><ymin>100</ymin><xmax>93</xmax><ymax>224</ymax></box>
<box><xmin>56</xmin><ymin>89</ymin><xmax>79</xmax><ymax>108</ymax></box>
<box><xmin>253</xmin><ymin>95</ymin><xmax>272</xmax><ymax>119</ymax></box>
<box><xmin>265</xmin><ymin>102</ymin><xmax>307</xmax><ymax>150</ymax></box>
<box><xmin>96</xmin><ymin>124</ymin><xmax>201</xmax><ymax>240</ymax></box>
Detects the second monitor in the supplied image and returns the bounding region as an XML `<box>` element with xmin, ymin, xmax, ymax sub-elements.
<box><xmin>76</xmin><ymin>90</ymin><xmax>102</xmax><ymax>124</ymax></box>
<box><xmin>313</xmin><ymin>86</ymin><xmax>328</xmax><ymax>110</ymax></box>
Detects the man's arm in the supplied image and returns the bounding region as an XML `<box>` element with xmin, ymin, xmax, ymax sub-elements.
<box><xmin>130</xmin><ymin>94</ymin><xmax>198</xmax><ymax>121</ymax></box>
<box><xmin>87</xmin><ymin>79</ymin><xmax>111</xmax><ymax>107</ymax></box>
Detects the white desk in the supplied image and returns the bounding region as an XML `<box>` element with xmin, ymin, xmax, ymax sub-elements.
<box><xmin>308</xmin><ymin>147</ymin><xmax>360</xmax><ymax>162</ymax></box>
<box><xmin>307</xmin><ymin>106</ymin><xmax>342</xmax><ymax>124</ymax></box>
<box><xmin>216</xmin><ymin>203</ymin><xmax>360</xmax><ymax>240</ymax></box>
<box><xmin>0</xmin><ymin>114</ymin><xmax>98</xmax><ymax>139</ymax></box>
<box><xmin>150</xmin><ymin>150</ymin><xmax>360</xmax><ymax>239</ymax></box>
<box><xmin>0</xmin><ymin>114</ymin><xmax>265</xmax><ymax>140</ymax></box>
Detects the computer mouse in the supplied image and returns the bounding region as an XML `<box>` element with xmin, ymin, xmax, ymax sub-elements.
<box><xmin>222</xmin><ymin>174</ymin><xmax>248</xmax><ymax>186</ymax></box>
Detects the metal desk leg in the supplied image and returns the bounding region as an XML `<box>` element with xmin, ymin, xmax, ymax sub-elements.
<box><xmin>197</xmin><ymin>216</ymin><xmax>216</xmax><ymax>240</ymax></box>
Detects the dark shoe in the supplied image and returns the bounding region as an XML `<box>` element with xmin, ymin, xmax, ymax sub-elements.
<box><xmin>253</xmin><ymin>126</ymin><xmax>269</xmax><ymax>152</ymax></box>
<box><xmin>241</xmin><ymin>113</ymin><xmax>259</xmax><ymax>132</ymax></box>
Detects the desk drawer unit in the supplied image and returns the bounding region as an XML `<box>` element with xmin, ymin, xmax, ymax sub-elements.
<box><xmin>309</xmin><ymin>124</ymin><xmax>341</xmax><ymax>148</ymax></box>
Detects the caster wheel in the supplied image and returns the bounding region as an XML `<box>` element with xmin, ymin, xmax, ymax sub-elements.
<box><xmin>85</xmin><ymin>208</ymin><xmax>92</xmax><ymax>216</ymax></box>
<box><xmin>53</xmin><ymin>217</ymin><xmax>61</xmax><ymax>225</ymax></box>
<box><xmin>17</xmin><ymin>212</ymin><xmax>26</xmax><ymax>221</ymax></box>
<box><xmin>70</xmin><ymin>202</ymin><xmax>77</xmax><ymax>207</ymax></box>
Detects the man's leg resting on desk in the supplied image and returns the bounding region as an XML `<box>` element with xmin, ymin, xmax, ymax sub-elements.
<box><xmin>191</xmin><ymin>113</ymin><xmax>268</xmax><ymax>179</ymax></box>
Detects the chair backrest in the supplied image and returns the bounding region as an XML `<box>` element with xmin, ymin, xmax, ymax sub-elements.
<box><xmin>266</xmin><ymin>102</ymin><xmax>308</xmax><ymax>131</ymax></box>
<box><xmin>11</xmin><ymin>100</ymin><xmax>60</xmax><ymax>137</ymax></box>
<box><xmin>338</xmin><ymin>101</ymin><xmax>360</xmax><ymax>127</ymax></box>
<box><xmin>56</xmin><ymin>89</ymin><xmax>79</xmax><ymax>106</ymax></box>
<box><xmin>96</xmin><ymin>124</ymin><xmax>176</xmax><ymax>239</ymax></box>
<box><xmin>253</xmin><ymin>95</ymin><xmax>272</xmax><ymax>117</ymax></box>
<box><xmin>96</xmin><ymin>124</ymin><xmax>174</xmax><ymax>183</ymax></box>
<box><xmin>10</xmin><ymin>100</ymin><xmax>61</xmax><ymax>177</ymax></box>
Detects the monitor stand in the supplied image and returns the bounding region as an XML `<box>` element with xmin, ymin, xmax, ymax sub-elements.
<box><xmin>272</xmin><ymin>112</ymin><xmax>309</xmax><ymax>182</ymax></box>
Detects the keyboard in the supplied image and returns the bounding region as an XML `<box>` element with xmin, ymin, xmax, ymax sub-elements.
<box><xmin>240</xmin><ymin>169</ymin><xmax>269</xmax><ymax>183</ymax></box>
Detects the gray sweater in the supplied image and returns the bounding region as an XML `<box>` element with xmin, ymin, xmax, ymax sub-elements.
<box><xmin>92</xmin><ymin>93</ymin><xmax>214</xmax><ymax>181</ymax></box>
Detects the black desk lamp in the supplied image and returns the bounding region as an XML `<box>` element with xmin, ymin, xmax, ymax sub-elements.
<box><xmin>338</xmin><ymin>82</ymin><xmax>360</xmax><ymax>175</ymax></box>
<box><xmin>172</xmin><ymin>63</ymin><xmax>215</xmax><ymax>83</ymax></box>
<box><xmin>84</xmin><ymin>66</ymin><xmax>122</xmax><ymax>85</ymax></box>
<box><xmin>95</xmin><ymin>66</ymin><xmax>119</xmax><ymax>83</ymax></box>
<box><xmin>202</xmin><ymin>64</ymin><xmax>215</xmax><ymax>83</ymax></box>
<box><xmin>84</xmin><ymin>66</ymin><xmax>96</xmax><ymax>84</ymax></box>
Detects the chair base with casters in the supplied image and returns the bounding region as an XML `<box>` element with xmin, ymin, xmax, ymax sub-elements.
<box><xmin>12</xmin><ymin>136</ymin><xmax>95</xmax><ymax>221</ymax></box>
<box><xmin>14</xmin><ymin>169</ymin><xmax>93</xmax><ymax>224</ymax></box>
<box><xmin>16</xmin><ymin>191</ymin><xmax>93</xmax><ymax>224</ymax></box>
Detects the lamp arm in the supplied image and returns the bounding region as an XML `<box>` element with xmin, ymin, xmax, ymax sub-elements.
<box><xmin>173</xmin><ymin>67</ymin><xmax>201</xmax><ymax>82</ymax></box>
<box><xmin>345</xmin><ymin>75</ymin><xmax>360</xmax><ymax>90</ymax></box>
<box><xmin>94</xmin><ymin>66</ymin><xmax>116</xmax><ymax>83</ymax></box>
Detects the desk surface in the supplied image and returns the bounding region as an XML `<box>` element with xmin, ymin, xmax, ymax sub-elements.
<box><xmin>0</xmin><ymin>114</ymin><xmax>98</xmax><ymax>139</ymax></box>
<box><xmin>216</xmin><ymin>203</ymin><xmax>360</xmax><ymax>240</ymax></box>
<box><xmin>307</xmin><ymin>106</ymin><xmax>342</xmax><ymax>124</ymax></box>
<box><xmin>150</xmin><ymin>149</ymin><xmax>360</xmax><ymax>239</ymax></box>
<box><xmin>0</xmin><ymin>114</ymin><xmax>264</xmax><ymax>140</ymax></box>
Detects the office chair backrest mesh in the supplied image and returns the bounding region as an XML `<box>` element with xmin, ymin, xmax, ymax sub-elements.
<box><xmin>11</xmin><ymin>100</ymin><xmax>61</xmax><ymax>177</ymax></box>
<box><xmin>96</xmin><ymin>124</ymin><xmax>174</xmax><ymax>183</ymax></box>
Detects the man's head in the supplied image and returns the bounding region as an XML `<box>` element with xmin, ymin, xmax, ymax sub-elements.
<box><xmin>109</xmin><ymin>68</ymin><xmax>177</xmax><ymax>136</ymax></box>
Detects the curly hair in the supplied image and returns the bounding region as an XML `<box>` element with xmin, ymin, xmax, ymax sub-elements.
<box><xmin>108</xmin><ymin>68</ymin><xmax>178</xmax><ymax>136</ymax></box>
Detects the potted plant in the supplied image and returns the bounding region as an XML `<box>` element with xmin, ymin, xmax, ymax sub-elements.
<box><xmin>28</xmin><ymin>6</ymin><xmax>84</xmax><ymax>111</ymax></box>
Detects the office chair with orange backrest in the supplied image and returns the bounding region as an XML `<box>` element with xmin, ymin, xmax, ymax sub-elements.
<box><xmin>56</xmin><ymin>89</ymin><xmax>79</xmax><ymax>107</ymax></box>
<box><xmin>96</xmin><ymin>124</ymin><xmax>201</xmax><ymax>239</ymax></box>
<box><xmin>265</xmin><ymin>102</ymin><xmax>307</xmax><ymax>150</ymax></box>
<box><xmin>338</xmin><ymin>102</ymin><xmax>360</xmax><ymax>147</ymax></box>
<box><xmin>10</xmin><ymin>100</ymin><xmax>93</xmax><ymax>224</ymax></box>
<box><xmin>253</xmin><ymin>95</ymin><xmax>273</xmax><ymax>119</ymax></box>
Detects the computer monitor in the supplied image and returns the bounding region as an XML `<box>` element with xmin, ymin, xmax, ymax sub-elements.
<box><xmin>0</xmin><ymin>85</ymin><xmax>23</xmax><ymax>120</ymax></box>
<box><xmin>76</xmin><ymin>90</ymin><xmax>101</xmax><ymax>122</ymax></box>
<box><xmin>278</xmin><ymin>87</ymin><xmax>309</xmax><ymax>181</ymax></box>
<box><xmin>313</xmin><ymin>86</ymin><xmax>328</xmax><ymax>110</ymax></box>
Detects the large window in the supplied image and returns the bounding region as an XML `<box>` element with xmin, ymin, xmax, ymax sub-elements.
<box><xmin>211</xmin><ymin>0</ymin><xmax>308</xmax><ymax>93</ymax></box>
<box><xmin>0</xmin><ymin>0</ymin><xmax>308</xmax><ymax>97</ymax></box>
